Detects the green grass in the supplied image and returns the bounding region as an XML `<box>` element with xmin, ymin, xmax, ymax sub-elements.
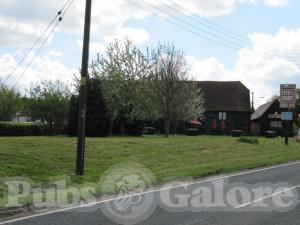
<box><xmin>0</xmin><ymin>135</ymin><xmax>299</xmax><ymax>208</ymax></box>
<box><xmin>238</xmin><ymin>137</ymin><xmax>259</xmax><ymax>145</ymax></box>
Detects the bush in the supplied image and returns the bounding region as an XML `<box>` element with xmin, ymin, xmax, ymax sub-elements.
<box><xmin>0</xmin><ymin>122</ymin><xmax>66</xmax><ymax>136</ymax></box>
<box><xmin>0</xmin><ymin>123</ymin><xmax>44</xmax><ymax>136</ymax></box>
<box><xmin>238</xmin><ymin>137</ymin><xmax>259</xmax><ymax>145</ymax></box>
<box><xmin>67</xmin><ymin>79</ymin><xmax>109</xmax><ymax>137</ymax></box>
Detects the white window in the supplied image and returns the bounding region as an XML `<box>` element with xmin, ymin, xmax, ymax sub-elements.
<box><xmin>219</xmin><ymin>112</ymin><xmax>227</xmax><ymax>121</ymax></box>
<box><xmin>270</xmin><ymin>121</ymin><xmax>282</xmax><ymax>128</ymax></box>
<box><xmin>219</xmin><ymin>112</ymin><xmax>223</xmax><ymax>120</ymax></box>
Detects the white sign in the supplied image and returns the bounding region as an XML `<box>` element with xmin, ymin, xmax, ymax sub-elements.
<box><xmin>280</xmin><ymin>84</ymin><xmax>296</xmax><ymax>109</ymax></box>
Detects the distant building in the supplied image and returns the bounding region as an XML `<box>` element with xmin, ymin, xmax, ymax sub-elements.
<box><xmin>197</xmin><ymin>81</ymin><xmax>252</xmax><ymax>134</ymax></box>
<box><xmin>251</xmin><ymin>98</ymin><xmax>294</xmax><ymax>136</ymax></box>
<box><xmin>12</xmin><ymin>113</ymin><xmax>32</xmax><ymax>123</ymax></box>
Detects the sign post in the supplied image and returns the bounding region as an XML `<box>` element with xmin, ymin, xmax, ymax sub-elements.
<box><xmin>280</xmin><ymin>84</ymin><xmax>296</xmax><ymax>146</ymax></box>
<box><xmin>281</xmin><ymin>112</ymin><xmax>293</xmax><ymax>145</ymax></box>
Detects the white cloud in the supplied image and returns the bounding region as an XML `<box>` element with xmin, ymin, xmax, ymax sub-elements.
<box><xmin>241</xmin><ymin>0</ymin><xmax>289</xmax><ymax>7</ymax></box>
<box><xmin>0</xmin><ymin>0</ymin><xmax>149</xmax><ymax>47</ymax></box>
<box><xmin>77</xmin><ymin>27</ymin><xmax>150</xmax><ymax>55</ymax></box>
<box><xmin>0</xmin><ymin>52</ymin><xmax>77</xmax><ymax>92</ymax></box>
<box><xmin>89</xmin><ymin>42</ymin><xmax>106</xmax><ymax>55</ymax></box>
<box><xmin>146</xmin><ymin>0</ymin><xmax>236</xmax><ymax>17</ymax></box>
<box><xmin>0</xmin><ymin>0</ymin><xmax>290</xmax><ymax>48</ymax></box>
<box><xmin>103</xmin><ymin>27</ymin><xmax>151</xmax><ymax>45</ymax></box>
<box><xmin>0</xmin><ymin>16</ymin><xmax>47</xmax><ymax>47</ymax></box>
<box><xmin>188</xmin><ymin>28</ymin><xmax>300</xmax><ymax>108</ymax></box>
<box><xmin>264</xmin><ymin>0</ymin><xmax>289</xmax><ymax>6</ymax></box>
<box><xmin>48</xmin><ymin>50</ymin><xmax>63</xmax><ymax>57</ymax></box>
<box><xmin>186</xmin><ymin>56</ymin><xmax>230</xmax><ymax>80</ymax></box>
<box><xmin>183</xmin><ymin>0</ymin><xmax>236</xmax><ymax>17</ymax></box>
<box><xmin>77</xmin><ymin>40</ymin><xmax>106</xmax><ymax>54</ymax></box>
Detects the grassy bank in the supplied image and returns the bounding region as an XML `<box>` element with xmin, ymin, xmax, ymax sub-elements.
<box><xmin>0</xmin><ymin>135</ymin><xmax>299</xmax><ymax>207</ymax></box>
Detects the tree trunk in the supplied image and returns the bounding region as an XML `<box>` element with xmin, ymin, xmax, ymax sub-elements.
<box><xmin>164</xmin><ymin>119</ymin><xmax>170</xmax><ymax>137</ymax></box>
<box><xmin>108</xmin><ymin>118</ymin><xmax>114</xmax><ymax>136</ymax></box>
<box><xmin>120</xmin><ymin>119</ymin><xmax>126</xmax><ymax>135</ymax></box>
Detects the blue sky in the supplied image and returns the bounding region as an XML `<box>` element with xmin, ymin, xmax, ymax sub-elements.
<box><xmin>0</xmin><ymin>0</ymin><xmax>299</xmax><ymax>106</ymax></box>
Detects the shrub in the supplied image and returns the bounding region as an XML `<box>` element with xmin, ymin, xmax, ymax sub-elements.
<box><xmin>238</xmin><ymin>137</ymin><xmax>259</xmax><ymax>145</ymax></box>
<box><xmin>0</xmin><ymin>123</ymin><xmax>45</xmax><ymax>136</ymax></box>
<box><xmin>67</xmin><ymin>79</ymin><xmax>109</xmax><ymax>137</ymax></box>
<box><xmin>0</xmin><ymin>122</ymin><xmax>66</xmax><ymax>136</ymax></box>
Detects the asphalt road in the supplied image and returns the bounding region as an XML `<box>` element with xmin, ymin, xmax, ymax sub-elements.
<box><xmin>2</xmin><ymin>161</ymin><xmax>300</xmax><ymax>225</ymax></box>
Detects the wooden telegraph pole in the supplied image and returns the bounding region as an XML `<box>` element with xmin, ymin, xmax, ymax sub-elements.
<box><xmin>76</xmin><ymin>0</ymin><xmax>92</xmax><ymax>175</ymax></box>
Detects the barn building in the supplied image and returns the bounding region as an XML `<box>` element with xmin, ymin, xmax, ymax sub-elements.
<box><xmin>197</xmin><ymin>81</ymin><xmax>252</xmax><ymax>134</ymax></box>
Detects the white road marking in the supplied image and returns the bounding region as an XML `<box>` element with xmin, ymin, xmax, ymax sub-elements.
<box><xmin>235</xmin><ymin>184</ymin><xmax>300</xmax><ymax>209</ymax></box>
<box><xmin>1</xmin><ymin>160</ymin><xmax>300</xmax><ymax>224</ymax></box>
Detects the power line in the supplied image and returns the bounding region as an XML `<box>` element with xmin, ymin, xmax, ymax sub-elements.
<box><xmin>4</xmin><ymin>0</ymin><xmax>73</xmax><ymax>86</ymax></box>
<box><xmin>142</xmin><ymin>0</ymin><xmax>300</xmax><ymax>59</ymax></box>
<box><xmin>61</xmin><ymin>0</ymin><xmax>75</xmax><ymax>17</ymax></box>
<box><xmin>12</xmin><ymin>20</ymin><xmax>61</xmax><ymax>90</ymax></box>
<box><xmin>143</xmin><ymin>1</ymin><xmax>246</xmax><ymax>48</ymax></box>
<box><xmin>128</xmin><ymin>0</ymin><xmax>300</xmax><ymax>61</ymax></box>
<box><xmin>11</xmin><ymin>0</ymin><xmax>75</xmax><ymax>90</ymax></box>
<box><xmin>165</xmin><ymin>0</ymin><xmax>300</xmax><ymax>55</ymax></box>
<box><xmin>61</xmin><ymin>0</ymin><xmax>74</xmax><ymax>13</ymax></box>
<box><xmin>127</xmin><ymin>0</ymin><xmax>241</xmax><ymax>51</ymax></box>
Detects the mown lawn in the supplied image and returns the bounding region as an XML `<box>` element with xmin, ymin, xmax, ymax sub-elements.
<box><xmin>0</xmin><ymin>135</ymin><xmax>299</xmax><ymax>207</ymax></box>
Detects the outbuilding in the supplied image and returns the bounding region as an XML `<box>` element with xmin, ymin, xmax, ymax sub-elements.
<box><xmin>251</xmin><ymin>98</ymin><xmax>294</xmax><ymax>136</ymax></box>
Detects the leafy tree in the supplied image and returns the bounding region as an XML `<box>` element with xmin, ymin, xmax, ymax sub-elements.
<box><xmin>0</xmin><ymin>83</ymin><xmax>22</xmax><ymax>121</ymax></box>
<box><xmin>148</xmin><ymin>43</ymin><xmax>205</xmax><ymax>137</ymax></box>
<box><xmin>91</xmin><ymin>39</ymin><xmax>154</xmax><ymax>135</ymax></box>
<box><xmin>67</xmin><ymin>78</ymin><xmax>109</xmax><ymax>137</ymax></box>
<box><xmin>26</xmin><ymin>80</ymin><xmax>70</xmax><ymax>131</ymax></box>
<box><xmin>67</xmin><ymin>95</ymin><xmax>79</xmax><ymax>136</ymax></box>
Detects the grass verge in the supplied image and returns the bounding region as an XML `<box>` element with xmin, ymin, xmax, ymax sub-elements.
<box><xmin>0</xmin><ymin>135</ymin><xmax>299</xmax><ymax>209</ymax></box>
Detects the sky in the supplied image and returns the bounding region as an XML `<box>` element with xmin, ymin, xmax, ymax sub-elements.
<box><xmin>0</xmin><ymin>0</ymin><xmax>300</xmax><ymax>107</ymax></box>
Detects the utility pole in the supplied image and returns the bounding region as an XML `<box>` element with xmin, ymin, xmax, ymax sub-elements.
<box><xmin>285</xmin><ymin>120</ymin><xmax>289</xmax><ymax>145</ymax></box>
<box><xmin>251</xmin><ymin>92</ymin><xmax>254</xmax><ymax>112</ymax></box>
<box><xmin>76</xmin><ymin>0</ymin><xmax>92</xmax><ymax>176</ymax></box>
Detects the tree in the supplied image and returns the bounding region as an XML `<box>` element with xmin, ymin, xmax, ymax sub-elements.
<box><xmin>67</xmin><ymin>95</ymin><xmax>79</xmax><ymax>136</ymax></box>
<box><xmin>91</xmin><ymin>39</ymin><xmax>153</xmax><ymax>135</ymax></box>
<box><xmin>26</xmin><ymin>80</ymin><xmax>70</xmax><ymax>131</ymax></box>
<box><xmin>67</xmin><ymin>78</ymin><xmax>110</xmax><ymax>137</ymax></box>
<box><xmin>149</xmin><ymin>43</ymin><xmax>205</xmax><ymax>137</ymax></box>
<box><xmin>0</xmin><ymin>83</ymin><xmax>22</xmax><ymax>121</ymax></box>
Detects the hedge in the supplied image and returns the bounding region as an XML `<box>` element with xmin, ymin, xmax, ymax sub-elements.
<box><xmin>0</xmin><ymin>123</ymin><xmax>66</xmax><ymax>136</ymax></box>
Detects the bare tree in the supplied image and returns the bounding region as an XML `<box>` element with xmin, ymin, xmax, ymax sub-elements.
<box><xmin>149</xmin><ymin>43</ymin><xmax>205</xmax><ymax>137</ymax></box>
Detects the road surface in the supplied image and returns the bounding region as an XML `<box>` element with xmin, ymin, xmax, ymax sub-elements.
<box><xmin>1</xmin><ymin>161</ymin><xmax>300</xmax><ymax>225</ymax></box>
